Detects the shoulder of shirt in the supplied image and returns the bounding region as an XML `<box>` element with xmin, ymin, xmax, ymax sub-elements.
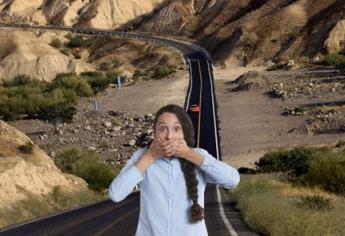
<box><xmin>129</xmin><ymin>147</ymin><xmax>147</xmax><ymax>162</ymax></box>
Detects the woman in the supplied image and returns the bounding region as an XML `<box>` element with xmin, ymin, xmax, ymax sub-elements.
<box><xmin>108</xmin><ymin>104</ymin><xmax>240</xmax><ymax>236</ymax></box>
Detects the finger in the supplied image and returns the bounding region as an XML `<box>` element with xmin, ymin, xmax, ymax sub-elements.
<box><xmin>161</xmin><ymin>141</ymin><xmax>175</xmax><ymax>148</ymax></box>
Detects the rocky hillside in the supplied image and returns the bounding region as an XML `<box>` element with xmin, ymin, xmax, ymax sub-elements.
<box><xmin>0</xmin><ymin>120</ymin><xmax>88</xmax><ymax>211</ymax></box>
<box><xmin>130</xmin><ymin>0</ymin><xmax>345</xmax><ymax>67</ymax></box>
<box><xmin>0</xmin><ymin>30</ymin><xmax>95</xmax><ymax>81</ymax></box>
<box><xmin>1</xmin><ymin>0</ymin><xmax>344</xmax><ymax>68</ymax></box>
<box><xmin>0</xmin><ymin>28</ymin><xmax>182</xmax><ymax>81</ymax></box>
<box><xmin>0</xmin><ymin>0</ymin><xmax>163</xmax><ymax>28</ymax></box>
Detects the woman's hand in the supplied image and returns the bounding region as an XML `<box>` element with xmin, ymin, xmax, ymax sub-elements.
<box><xmin>161</xmin><ymin>139</ymin><xmax>191</xmax><ymax>158</ymax></box>
<box><xmin>147</xmin><ymin>138</ymin><xmax>192</xmax><ymax>159</ymax></box>
<box><xmin>169</xmin><ymin>138</ymin><xmax>192</xmax><ymax>158</ymax></box>
<box><xmin>146</xmin><ymin>138</ymin><xmax>163</xmax><ymax>159</ymax></box>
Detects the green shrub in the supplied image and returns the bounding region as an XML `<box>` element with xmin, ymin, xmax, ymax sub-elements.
<box><xmin>54</xmin><ymin>147</ymin><xmax>118</xmax><ymax>192</ymax></box>
<box><xmin>255</xmin><ymin>147</ymin><xmax>324</xmax><ymax>176</ymax></box>
<box><xmin>301</xmin><ymin>151</ymin><xmax>345</xmax><ymax>195</ymax></box>
<box><xmin>18</xmin><ymin>141</ymin><xmax>34</xmax><ymax>154</ymax></box>
<box><xmin>2</xmin><ymin>74</ymin><xmax>31</xmax><ymax>87</ymax></box>
<box><xmin>66</xmin><ymin>35</ymin><xmax>92</xmax><ymax>48</ymax></box>
<box><xmin>60</xmin><ymin>48</ymin><xmax>69</xmax><ymax>56</ymax></box>
<box><xmin>152</xmin><ymin>65</ymin><xmax>176</xmax><ymax>80</ymax></box>
<box><xmin>106</xmin><ymin>72</ymin><xmax>122</xmax><ymax>83</ymax></box>
<box><xmin>50</xmin><ymin>38</ymin><xmax>62</xmax><ymax>48</ymax></box>
<box><xmin>324</xmin><ymin>54</ymin><xmax>345</xmax><ymax>71</ymax></box>
<box><xmin>111</xmin><ymin>58</ymin><xmax>121</xmax><ymax>68</ymax></box>
<box><xmin>98</xmin><ymin>139</ymin><xmax>109</xmax><ymax>149</ymax></box>
<box><xmin>0</xmin><ymin>72</ymin><xmax>112</xmax><ymax>122</ymax></box>
<box><xmin>100</xmin><ymin>62</ymin><xmax>111</xmax><ymax>71</ymax></box>
<box><xmin>82</xmin><ymin>72</ymin><xmax>113</xmax><ymax>93</ymax></box>
<box><xmin>37</xmin><ymin>102</ymin><xmax>76</xmax><ymax>123</ymax></box>
<box><xmin>51</xmin><ymin>74</ymin><xmax>93</xmax><ymax>97</ymax></box>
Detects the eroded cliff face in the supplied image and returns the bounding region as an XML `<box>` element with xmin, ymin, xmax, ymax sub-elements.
<box><xmin>0</xmin><ymin>30</ymin><xmax>95</xmax><ymax>81</ymax></box>
<box><xmin>0</xmin><ymin>120</ymin><xmax>89</xmax><ymax>209</ymax></box>
<box><xmin>131</xmin><ymin>0</ymin><xmax>345</xmax><ymax>66</ymax></box>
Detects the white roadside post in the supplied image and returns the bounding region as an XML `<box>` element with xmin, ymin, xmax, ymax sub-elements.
<box><xmin>117</xmin><ymin>76</ymin><xmax>122</xmax><ymax>89</ymax></box>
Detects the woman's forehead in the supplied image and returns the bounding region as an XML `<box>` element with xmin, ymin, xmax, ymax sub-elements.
<box><xmin>157</xmin><ymin>112</ymin><xmax>181</xmax><ymax>124</ymax></box>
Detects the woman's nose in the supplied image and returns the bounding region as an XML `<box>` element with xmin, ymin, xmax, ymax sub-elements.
<box><xmin>165</xmin><ymin>130</ymin><xmax>173</xmax><ymax>140</ymax></box>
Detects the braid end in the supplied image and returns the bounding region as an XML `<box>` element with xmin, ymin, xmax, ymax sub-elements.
<box><xmin>190</xmin><ymin>202</ymin><xmax>204</xmax><ymax>223</ymax></box>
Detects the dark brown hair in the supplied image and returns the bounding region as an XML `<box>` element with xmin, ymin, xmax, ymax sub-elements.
<box><xmin>152</xmin><ymin>104</ymin><xmax>204</xmax><ymax>223</ymax></box>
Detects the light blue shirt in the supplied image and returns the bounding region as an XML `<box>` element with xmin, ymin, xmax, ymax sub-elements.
<box><xmin>108</xmin><ymin>147</ymin><xmax>240</xmax><ymax>236</ymax></box>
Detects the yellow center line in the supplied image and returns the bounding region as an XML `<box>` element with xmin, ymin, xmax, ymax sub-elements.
<box><xmin>94</xmin><ymin>207</ymin><xmax>139</xmax><ymax>236</ymax></box>
<box><xmin>196</xmin><ymin>60</ymin><xmax>203</xmax><ymax>148</ymax></box>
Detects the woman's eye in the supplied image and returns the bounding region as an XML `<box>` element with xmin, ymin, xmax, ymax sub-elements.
<box><xmin>174</xmin><ymin>127</ymin><xmax>181</xmax><ymax>132</ymax></box>
<box><xmin>159</xmin><ymin>127</ymin><xmax>165</xmax><ymax>132</ymax></box>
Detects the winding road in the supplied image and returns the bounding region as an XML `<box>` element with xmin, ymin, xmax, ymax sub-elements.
<box><xmin>0</xmin><ymin>24</ymin><xmax>259</xmax><ymax>236</ymax></box>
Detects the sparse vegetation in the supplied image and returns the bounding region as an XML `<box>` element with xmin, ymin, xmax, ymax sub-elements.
<box><xmin>295</xmin><ymin>195</ymin><xmax>332</xmax><ymax>211</ymax></box>
<box><xmin>133</xmin><ymin>65</ymin><xmax>176</xmax><ymax>81</ymax></box>
<box><xmin>255</xmin><ymin>147</ymin><xmax>324</xmax><ymax>177</ymax></box>
<box><xmin>324</xmin><ymin>54</ymin><xmax>345</xmax><ymax>71</ymax></box>
<box><xmin>231</xmin><ymin>174</ymin><xmax>345</xmax><ymax>236</ymax></box>
<box><xmin>54</xmin><ymin>146</ymin><xmax>119</xmax><ymax>192</ymax></box>
<box><xmin>0</xmin><ymin>187</ymin><xmax>104</xmax><ymax>228</ymax></box>
<box><xmin>65</xmin><ymin>34</ymin><xmax>92</xmax><ymax>48</ymax></box>
<box><xmin>255</xmin><ymin>146</ymin><xmax>345</xmax><ymax>195</ymax></box>
<box><xmin>60</xmin><ymin>48</ymin><xmax>70</xmax><ymax>56</ymax></box>
<box><xmin>50</xmin><ymin>38</ymin><xmax>63</xmax><ymax>48</ymax></box>
<box><xmin>18</xmin><ymin>141</ymin><xmax>34</xmax><ymax>154</ymax></box>
<box><xmin>98</xmin><ymin>139</ymin><xmax>109</xmax><ymax>149</ymax></box>
<box><xmin>152</xmin><ymin>65</ymin><xmax>176</xmax><ymax>80</ymax></box>
<box><xmin>233</xmin><ymin>145</ymin><xmax>345</xmax><ymax>235</ymax></box>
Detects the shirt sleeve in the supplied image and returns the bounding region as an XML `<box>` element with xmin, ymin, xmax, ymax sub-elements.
<box><xmin>197</xmin><ymin>148</ymin><xmax>240</xmax><ymax>189</ymax></box>
<box><xmin>108</xmin><ymin>148</ymin><xmax>146</xmax><ymax>202</ymax></box>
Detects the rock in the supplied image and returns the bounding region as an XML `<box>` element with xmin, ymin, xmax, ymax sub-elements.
<box><xmin>85</xmin><ymin>126</ymin><xmax>91</xmax><ymax>131</ymax></box>
<box><xmin>103</xmin><ymin>122</ymin><xmax>112</xmax><ymax>128</ymax></box>
<box><xmin>129</xmin><ymin>139</ymin><xmax>136</xmax><ymax>146</ymax></box>
<box><xmin>88</xmin><ymin>146</ymin><xmax>97</xmax><ymax>151</ymax></box>
<box><xmin>287</xmin><ymin>60</ymin><xmax>294</xmax><ymax>67</ymax></box>
<box><xmin>113</xmin><ymin>126</ymin><xmax>121</xmax><ymax>131</ymax></box>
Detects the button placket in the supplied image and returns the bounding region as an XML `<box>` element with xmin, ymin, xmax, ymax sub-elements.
<box><xmin>168</xmin><ymin>161</ymin><xmax>173</xmax><ymax>236</ymax></box>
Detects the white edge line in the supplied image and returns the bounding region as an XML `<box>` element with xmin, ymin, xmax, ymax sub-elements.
<box><xmin>216</xmin><ymin>186</ymin><xmax>238</xmax><ymax>236</ymax></box>
<box><xmin>186</xmin><ymin>58</ymin><xmax>193</xmax><ymax>111</ymax></box>
<box><xmin>206</xmin><ymin>60</ymin><xmax>219</xmax><ymax>159</ymax></box>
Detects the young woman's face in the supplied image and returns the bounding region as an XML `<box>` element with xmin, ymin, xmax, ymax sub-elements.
<box><xmin>154</xmin><ymin>112</ymin><xmax>184</xmax><ymax>141</ymax></box>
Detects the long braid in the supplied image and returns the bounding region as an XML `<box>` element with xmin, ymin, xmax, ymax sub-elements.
<box><xmin>179</xmin><ymin>158</ymin><xmax>204</xmax><ymax>223</ymax></box>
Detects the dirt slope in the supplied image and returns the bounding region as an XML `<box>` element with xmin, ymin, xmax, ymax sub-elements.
<box><xmin>0</xmin><ymin>120</ymin><xmax>89</xmax><ymax>209</ymax></box>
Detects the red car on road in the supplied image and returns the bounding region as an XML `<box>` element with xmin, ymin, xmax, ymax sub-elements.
<box><xmin>189</xmin><ymin>104</ymin><xmax>200</xmax><ymax>112</ymax></box>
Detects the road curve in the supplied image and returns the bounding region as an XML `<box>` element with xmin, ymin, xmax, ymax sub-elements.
<box><xmin>0</xmin><ymin>24</ymin><xmax>259</xmax><ymax>236</ymax></box>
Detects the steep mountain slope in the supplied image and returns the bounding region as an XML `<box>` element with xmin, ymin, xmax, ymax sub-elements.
<box><xmin>0</xmin><ymin>0</ymin><xmax>344</xmax><ymax>68</ymax></box>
